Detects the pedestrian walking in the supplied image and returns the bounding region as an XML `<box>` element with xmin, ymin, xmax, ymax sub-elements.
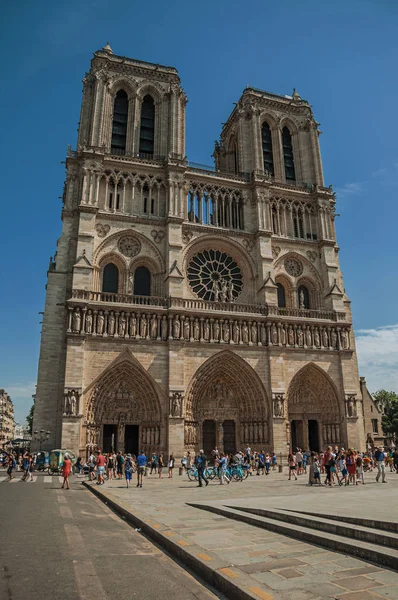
<box><xmin>136</xmin><ymin>451</ymin><xmax>147</xmax><ymax>488</ymax></box>
<box><xmin>168</xmin><ymin>454</ymin><xmax>175</xmax><ymax>478</ymax></box>
<box><xmin>116</xmin><ymin>451</ymin><xmax>124</xmax><ymax>479</ymax></box>
<box><xmin>21</xmin><ymin>453</ymin><xmax>30</xmax><ymax>482</ymax></box>
<box><xmin>288</xmin><ymin>453</ymin><xmax>297</xmax><ymax>480</ymax></box>
<box><xmin>272</xmin><ymin>452</ymin><xmax>277</xmax><ymax>471</ymax></box>
<box><xmin>150</xmin><ymin>453</ymin><xmax>158</xmax><ymax>474</ymax></box>
<box><xmin>195</xmin><ymin>449</ymin><xmax>209</xmax><ymax>487</ymax></box>
<box><xmin>158</xmin><ymin>454</ymin><xmax>164</xmax><ymax>478</ymax></box>
<box><xmin>125</xmin><ymin>454</ymin><xmax>133</xmax><ymax>488</ymax></box>
<box><xmin>61</xmin><ymin>454</ymin><xmax>71</xmax><ymax>489</ymax></box>
<box><xmin>264</xmin><ymin>453</ymin><xmax>271</xmax><ymax>475</ymax></box>
<box><xmin>106</xmin><ymin>453</ymin><xmax>114</xmax><ymax>481</ymax></box>
<box><xmin>218</xmin><ymin>453</ymin><xmax>229</xmax><ymax>485</ymax></box>
<box><xmin>28</xmin><ymin>454</ymin><xmax>34</xmax><ymax>481</ymax></box>
<box><xmin>356</xmin><ymin>454</ymin><xmax>365</xmax><ymax>485</ymax></box>
<box><xmin>96</xmin><ymin>450</ymin><xmax>106</xmax><ymax>485</ymax></box>
<box><xmin>7</xmin><ymin>454</ymin><xmax>15</xmax><ymax>481</ymax></box>
<box><xmin>88</xmin><ymin>453</ymin><xmax>96</xmax><ymax>481</ymax></box>
<box><xmin>375</xmin><ymin>446</ymin><xmax>387</xmax><ymax>483</ymax></box>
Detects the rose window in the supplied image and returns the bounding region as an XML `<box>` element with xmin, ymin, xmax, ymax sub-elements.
<box><xmin>187</xmin><ymin>249</ymin><xmax>243</xmax><ymax>302</ymax></box>
<box><xmin>284</xmin><ymin>257</ymin><xmax>303</xmax><ymax>277</ymax></box>
<box><xmin>118</xmin><ymin>236</ymin><xmax>141</xmax><ymax>258</ymax></box>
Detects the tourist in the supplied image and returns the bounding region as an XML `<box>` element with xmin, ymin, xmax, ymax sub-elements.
<box><xmin>337</xmin><ymin>451</ymin><xmax>348</xmax><ymax>486</ymax></box>
<box><xmin>212</xmin><ymin>446</ymin><xmax>220</xmax><ymax>461</ymax></box>
<box><xmin>112</xmin><ymin>451</ymin><xmax>117</xmax><ymax>478</ymax></box>
<box><xmin>346</xmin><ymin>449</ymin><xmax>356</xmax><ymax>485</ymax></box>
<box><xmin>296</xmin><ymin>448</ymin><xmax>303</xmax><ymax>475</ymax></box>
<box><xmin>136</xmin><ymin>451</ymin><xmax>147</xmax><ymax>488</ymax></box>
<box><xmin>181</xmin><ymin>454</ymin><xmax>188</xmax><ymax>471</ymax></box>
<box><xmin>168</xmin><ymin>454</ymin><xmax>175</xmax><ymax>478</ymax></box>
<box><xmin>96</xmin><ymin>450</ymin><xmax>106</xmax><ymax>485</ymax></box>
<box><xmin>264</xmin><ymin>453</ymin><xmax>271</xmax><ymax>475</ymax></box>
<box><xmin>393</xmin><ymin>448</ymin><xmax>398</xmax><ymax>473</ymax></box>
<box><xmin>116</xmin><ymin>451</ymin><xmax>124</xmax><ymax>479</ymax></box>
<box><xmin>323</xmin><ymin>446</ymin><xmax>333</xmax><ymax>486</ymax></box>
<box><xmin>387</xmin><ymin>450</ymin><xmax>395</xmax><ymax>472</ymax></box>
<box><xmin>356</xmin><ymin>453</ymin><xmax>365</xmax><ymax>485</ymax></box>
<box><xmin>218</xmin><ymin>452</ymin><xmax>229</xmax><ymax>484</ymax></box>
<box><xmin>106</xmin><ymin>452</ymin><xmax>114</xmax><ymax>481</ymax></box>
<box><xmin>88</xmin><ymin>453</ymin><xmax>96</xmax><ymax>481</ymax></box>
<box><xmin>150</xmin><ymin>453</ymin><xmax>158</xmax><ymax>474</ymax></box>
<box><xmin>7</xmin><ymin>454</ymin><xmax>15</xmax><ymax>481</ymax></box>
<box><xmin>288</xmin><ymin>453</ymin><xmax>297</xmax><ymax>481</ymax></box>
<box><xmin>186</xmin><ymin>451</ymin><xmax>192</xmax><ymax>468</ymax></box>
<box><xmin>124</xmin><ymin>454</ymin><xmax>133</xmax><ymax>488</ymax></box>
<box><xmin>310</xmin><ymin>454</ymin><xmax>321</xmax><ymax>485</ymax></box>
<box><xmin>329</xmin><ymin>454</ymin><xmax>338</xmax><ymax>486</ymax></box>
<box><xmin>257</xmin><ymin>450</ymin><xmax>265</xmax><ymax>475</ymax></box>
<box><xmin>158</xmin><ymin>454</ymin><xmax>164</xmax><ymax>478</ymax></box>
<box><xmin>272</xmin><ymin>452</ymin><xmax>277</xmax><ymax>471</ymax></box>
<box><xmin>21</xmin><ymin>453</ymin><xmax>30</xmax><ymax>482</ymax></box>
<box><xmin>61</xmin><ymin>453</ymin><xmax>71</xmax><ymax>490</ymax></box>
<box><xmin>375</xmin><ymin>446</ymin><xmax>387</xmax><ymax>483</ymax></box>
<box><xmin>74</xmin><ymin>456</ymin><xmax>83</xmax><ymax>474</ymax></box>
<box><xmin>195</xmin><ymin>449</ymin><xmax>209</xmax><ymax>487</ymax></box>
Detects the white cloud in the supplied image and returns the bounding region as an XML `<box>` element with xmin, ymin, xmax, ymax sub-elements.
<box><xmin>356</xmin><ymin>324</ymin><xmax>398</xmax><ymax>394</ymax></box>
<box><xmin>3</xmin><ymin>383</ymin><xmax>36</xmax><ymax>399</ymax></box>
<box><xmin>335</xmin><ymin>182</ymin><xmax>362</xmax><ymax>198</ymax></box>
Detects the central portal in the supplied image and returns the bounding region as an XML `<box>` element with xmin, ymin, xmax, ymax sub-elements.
<box><xmin>125</xmin><ymin>425</ymin><xmax>139</xmax><ymax>456</ymax></box>
<box><xmin>223</xmin><ymin>420</ymin><xmax>236</xmax><ymax>454</ymax></box>
<box><xmin>202</xmin><ymin>420</ymin><xmax>216</xmax><ymax>455</ymax></box>
<box><xmin>103</xmin><ymin>424</ymin><xmax>118</xmax><ymax>452</ymax></box>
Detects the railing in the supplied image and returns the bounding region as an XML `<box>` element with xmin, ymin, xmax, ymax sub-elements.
<box><xmin>71</xmin><ymin>290</ymin><xmax>168</xmax><ymax>307</ymax></box>
<box><xmin>169</xmin><ymin>297</ymin><xmax>267</xmax><ymax>315</ymax></box>
<box><xmin>268</xmin><ymin>307</ymin><xmax>346</xmax><ymax>321</ymax></box>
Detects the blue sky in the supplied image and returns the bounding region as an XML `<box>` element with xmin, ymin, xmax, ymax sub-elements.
<box><xmin>1</xmin><ymin>0</ymin><xmax>397</xmax><ymax>424</ymax></box>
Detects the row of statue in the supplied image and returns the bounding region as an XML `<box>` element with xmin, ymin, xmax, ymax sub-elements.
<box><xmin>323</xmin><ymin>423</ymin><xmax>341</xmax><ymax>446</ymax></box>
<box><xmin>184</xmin><ymin>421</ymin><xmax>269</xmax><ymax>446</ymax></box>
<box><xmin>68</xmin><ymin>306</ymin><xmax>351</xmax><ymax>350</ymax></box>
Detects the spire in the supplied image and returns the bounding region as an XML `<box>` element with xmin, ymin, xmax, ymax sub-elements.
<box><xmin>102</xmin><ymin>42</ymin><xmax>113</xmax><ymax>54</ymax></box>
<box><xmin>292</xmin><ymin>88</ymin><xmax>301</xmax><ymax>101</ymax></box>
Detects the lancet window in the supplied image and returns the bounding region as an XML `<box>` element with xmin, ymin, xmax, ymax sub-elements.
<box><xmin>102</xmin><ymin>263</ymin><xmax>119</xmax><ymax>294</ymax></box>
<box><xmin>261</xmin><ymin>122</ymin><xmax>274</xmax><ymax>175</ymax></box>
<box><xmin>111</xmin><ymin>90</ymin><xmax>128</xmax><ymax>155</ymax></box>
<box><xmin>139</xmin><ymin>95</ymin><xmax>155</xmax><ymax>157</ymax></box>
<box><xmin>277</xmin><ymin>283</ymin><xmax>286</xmax><ymax>308</ymax></box>
<box><xmin>282</xmin><ymin>127</ymin><xmax>295</xmax><ymax>182</ymax></box>
<box><xmin>187</xmin><ymin>184</ymin><xmax>244</xmax><ymax>231</ymax></box>
<box><xmin>133</xmin><ymin>266</ymin><xmax>151</xmax><ymax>296</ymax></box>
<box><xmin>270</xmin><ymin>198</ymin><xmax>317</xmax><ymax>240</ymax></box>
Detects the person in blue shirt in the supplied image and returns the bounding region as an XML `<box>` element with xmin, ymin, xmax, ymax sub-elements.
<box><xmin>374</xmin><ymin>446</ymin><xmax>387</xmax><ymax>483</ymax></box>
<box><xmin>136</xmin><ymin>451</ymin><xmax>147</xmax><ymax>488</ymax></box>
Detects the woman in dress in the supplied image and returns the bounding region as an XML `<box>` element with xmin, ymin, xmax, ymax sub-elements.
<box><xmin>168</xmin><ymin>454</ymin><xmax>175</xmax><ymax>478</ymax></box>
<box><xmin>61</xmin><ymin>454</ymin><xmax>72</xmax><ymax>489</ymax></box>
<box><xmin>106</xmin><ymin>452</ymin><xmax>114</xmax><ymax>481</ymax></box>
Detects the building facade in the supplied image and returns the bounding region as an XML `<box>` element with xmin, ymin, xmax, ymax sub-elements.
<box><xmin>32</xmin><ymin>44</ymin><xmax>381</xmax><ymax>457</ymax></box>
<box><xmin>0</xmin><ymin>390</ymin><xmax>15</xmax><ymax>448</ymax></box>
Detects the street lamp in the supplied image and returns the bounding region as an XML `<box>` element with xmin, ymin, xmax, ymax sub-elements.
<box><xmin>33</xmin><ymin>428</ymin><xmax>51</xmax><ymax>451</ymax></box>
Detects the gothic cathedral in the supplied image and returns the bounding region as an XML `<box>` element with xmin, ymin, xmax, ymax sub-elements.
<box><xmin>32</xmin><ymin>44</ymin><xmax>380</xmax><ymax>457</ymax></box>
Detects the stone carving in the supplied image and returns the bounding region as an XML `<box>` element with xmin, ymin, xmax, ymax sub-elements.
<box><xmin>187</xmin><ymin>249</ymin><xmax>243</xmax><ymax>302</ymax></box>
<box><xmin>346</xmin><ymin>394</ymin><xmax>357</xmax><ymax>417</ymax></box>
<box><xmin>251</xmin><ymin>322</ymin><xmax>258</xmax><ymax>344</ymax></box>
<box><xmin>341</xmin><ymin>328</ymin><xmax>349</xmax><ymax>350</ymax></box>
<box><xmin>284</xmin><ymin>257</ymin><xmax>303</xmax><ymax>277</ymax></box>
<box><xmin>140</xmin><ymin>314</ymin><xmax>147</xmax><ymax>338</ymax></box>
<box><xmin>242</xmin><ymin>322</ymin><xmax>249</xmax><ymax>343</ymax></box>
<box><xmin>64</xmin><ymin>389</ymin><xmax>80</xmax><ymax>416</ymax></box>
<box><xmin>108</xmin><ymin>312</ymin><xmax>115</xmax><ymax>335</ymax></box>
<box><xmin>182</xmin><ymin>231</ymin><xmax>193</xmax><ymax>244</ymax></box>
<box><xmin>214</xmin><ymin>320</ymin><xmax>220</xmax><ymax>341</ymax></box>
<box><xmin>173</xmin><ymin>316</ymin><xmax>180</xmax><ymax>339</ymax></box>
<box><xmin>130</xmin><ymin>314</ymin><xmax>137</xmax><ymax>337</ymax></box>
<box><xmin>151</xmin><ymin>314</ymin><xmax>158</xmax><ymax>339</ymax></box>
<box><xmin>242</xmin><ymin>238</ymin><xmax>254</xmax><ymax>252</ymax></box>
<box><xmin>72</xmin><ymin>308</ymin><xmax>81</xmax><ymax>332</ymax></box>
<box><xmin>203</xmin><ymin>319</ymin><xmax>210</xmax><ymax>341</ymax></box>
<box><xmin>271</xmin><ymin>323</ymin><xmax>278</xmax><ymax>345</ymax></box>
<box><xmin>273</xmin><ymin>394</ymin><xmax>284</xmax><ymax>418</ymax></box>
<box><xmin>307</xmin><ymin>250</ymin><xmax>317</xmax><ymax>263</ymax></box>
<box><xmin>331</xmin><ymin>329</ymin><xmax>337</xmax><ymax>349</ymax></box>
<box><xmin>314</xmin><ymin>328</ymin><xmax>320</xmax><ymax>348</ymax></box>
<box><xmin>222</xmin><ymin>320</ymin><xmax>230</xmax><ymax>343</ymax></box>
<box><xmin>118</xmin><ymin>312</ymin><xmax>126</xmax><ymax>337</ymax></box>
<box><xmin>117</xmin><ymin>235</ymin><xmax>141</xmax><ymax>258</ymax></box>
<box><xmin>194</xmin><ymin>319</ymin><xmax>200</xmax><ymax>341</ymax></box>
<box><xmin>288</xmin><ymin>325</ymin><xmax>295</xmax><ymax>346</ymax></box>
<box><xmin>183</xmin><ymin>317</ymin><xmax>190</xmax><ymax>340</ymax></box>
<box><xmin>288</xmin><ymin>365</ymin><xmax>340</xmax><ymax>419</ymax></box>
<box><xmin>281</xmin><ymin>325</ymin><xmax>286</xmax><ymax>346</ymax></box>
<box><xmin>86</xmin><ymin>310</ymin><xmax>93</xmax><ymax>334</ymax></box>
<box><xmin>97</xmin><ymin>311</ymin><xmax>104</xmax><ymax>335</ymax></box>
<box><xmin>305</xmin><ymin>326</ymin><xmax>312</xmax><ymax>347</ymax></box>
<box><xmin>161</xmin><ymin>316</ymin><xmax>168</xmax><ymax>340</ymax></box>
<box><xmin>322</xmin><ymin>328</ymin><xmax>329</xmax><ymax>347</ymax></box>
<box><xmin>170</xmin><ymin>392</ymin><xmax>183</xmax><ymax>417</ymax></box>
<box><xmin>299</xmin><ymin>289</ymin><xmax>305</xmax><ymax>309</ymax></box>
<box><xmin>151</xmin><ymin>230</ymin><xmax>165</xmax><ymax>243</ymax></box>
<box><xmin>233</xmin><ymin>321</ymin><xmax>240</xmax><ymax>344</ymax></box>
<box><xmin>95</xmin><ymin>223</ymin><xmax>110</xmax><ymax>238</ymax></box>
<box><xmin>297</xmin><ymin>327</ymin><xmax>304</xmax><ymax>347</ymax></box>
<box><xmin>272</xmin><ymin>246</ymin><xmax>281</xmax><ymax>260</ymax></box>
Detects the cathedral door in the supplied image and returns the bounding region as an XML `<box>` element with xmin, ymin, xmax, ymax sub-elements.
<box><xmin>223</xmin><ymin>420</ymin><xmax>236</xmax><ymax>454</ymax></box>
<box><xmin>125</xmin><ymin>425</ymin><xmax>139</xmax><ymax>456</ymax></box>
<box><xmin>103</xmin><ymin>424</ymin><xmax>117</xmax><ymax>452</ymax></box>
<box><xmin>202</xmin><ymin>420</ymin><xmax>216</xmax><ymax>455</ymax></box>
<box><xmin>291</xmin><ymin>420</ymin><xmax>304</xmax><ymax>451</ymax></box>
<box><xmin>308</xmin><ymin>420</ymin><xmax>319</xmax><ymax>452</ymax></box>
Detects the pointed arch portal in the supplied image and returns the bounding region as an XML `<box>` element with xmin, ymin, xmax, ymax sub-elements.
<box><xmin>185</xmin><ymin>351</ymin><xmax>270</xmax><ymax>454</ymax></box>
<box><xmin>84</xmin><ymin>358</ymin><xmax>163</xmax><ymax>457</ymax></box>
<box><xmin>287</xmin><ymin>364</ymin><xmax>342</xmax><ymax>452</ymax></box>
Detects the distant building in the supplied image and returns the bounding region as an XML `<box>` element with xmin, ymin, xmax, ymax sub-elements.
<box><xmin>0</xmin><ymin>390</ymin><xmax>15</xmax><ymax>447</ymax></box>
<box><xmin>33</xmin><ymin>45</ymin><xmax>381</xmax><ymax>457</ymax></box>
<box><xmin>14</xmin><ymin>422</ymin><xmax>32</xmax><ymax>443</ymax></box>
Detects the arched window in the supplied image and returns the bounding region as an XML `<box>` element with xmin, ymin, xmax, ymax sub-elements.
<box><xmin>282</xmin><ymin>127</ymin><xmax>296</xmax><ymax>181</ymax></box>
<box><xmin>111</xmin><ymin>90</ymin><xmax>128</xmax><ymax>154</ymax></box>
<box><xmin>277</xmin><ymin>283</ymin><xmax>286</xmax><ymax>308</ymax></box>
<box><xmin>139</xmin><ymin>95</ymin><xmax>155</xmax><ymax>156</ymax></box>
<box><xmin>298</xmin><ymin>285</ymin><xmax>310</xmax><ymax>309</ymax></box>
<box><xmin>102</xmin><ymin>263</ymin><xmax>119</xmax><ymax>294</ymax></box>
<box><xmin>261</xmin><ymin>122</ymin><xmax>274</xmax><ymax>175</ymax></box>
<box><xmin>133</xmin><ymin>266</ymin><xmax>151</xmax><ymax>296</ymax></box>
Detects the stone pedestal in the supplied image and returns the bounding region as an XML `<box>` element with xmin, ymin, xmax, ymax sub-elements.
<box><xmin>272</xmin><ymin>417</ymin><xmax>288</xmax><ymax>456</ymax></box>
<box><xmin>61</xmin><ymin>416</ymin><xmax>83</xmax><ymax>456</ymax></box>
<box><xmin>168</xmin><ymin>417</ymin><xmax>185</xmax><ymax>459</ymax></box>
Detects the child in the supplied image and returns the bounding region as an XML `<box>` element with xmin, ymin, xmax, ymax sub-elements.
<box><xmin>312</xmin><ymin>456</ymin><xmax>321</xmax><ymax>485</ymax></box>
<box><xmin>356</xmin><ymin>454</ymin><xmax>365</xmax><ymax>485</ymax></box>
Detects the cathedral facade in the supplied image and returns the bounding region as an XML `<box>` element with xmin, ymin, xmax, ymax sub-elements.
<box><xmin>32</xmin><ymin>44</ymin><xmax>380</xmax><ymax>458</ymax></box>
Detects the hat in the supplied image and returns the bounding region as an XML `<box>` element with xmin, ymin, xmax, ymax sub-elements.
<box><xmin>127</xmin><ymin>454</ymin><xmax>132</xmax><ymax>458</ymax></box>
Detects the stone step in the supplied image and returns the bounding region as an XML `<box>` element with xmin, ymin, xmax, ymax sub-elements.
<box><xmin>188</xmin><ymin>503</ymin><xmax>398</xmax><ymax>571</ymax></box>
<box><xmin>230</xmin><ymin>506</ymin><xmax>398</xmax><ymax>550</ymax></box>
<box><xmin>280</xmin><ymin>508</ymin><xmax>398</xmax><ymax>534</ymax></box>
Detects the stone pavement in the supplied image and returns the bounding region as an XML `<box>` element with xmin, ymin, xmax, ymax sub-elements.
<box><xmin>84</xmin><ymin>469</ymin><xmax>398</xmax><ymax>600</ymax></box>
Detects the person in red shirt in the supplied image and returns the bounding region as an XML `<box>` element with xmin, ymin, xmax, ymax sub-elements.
<box><xmin>61</xmin><ymin>454</ymin><xmax>72</xmax><ymax>490</ymax></box>
<box><xmin>96</xmin><ymin>451</ymin><xmax>106</xmax><ymax>485</ymax></box>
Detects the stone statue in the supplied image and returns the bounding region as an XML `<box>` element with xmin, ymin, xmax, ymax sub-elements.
<box><xmin>108</xmin><ymin>312</ymin><xmax>115</xmax><ymax>335</ymax></box>
<box><xmin>297</xmin><ymin>327</ymin><xmax>304</xmax><ymax>346</ymax></box>
<box><xmin>161</xmin><ymin>315</ymin><xmax>167</xmax><ymax>340</ymax></box>
<box><xmin>341</xmin><ymin>329</ymin><xmax>349</xmax><ymax>349</ymax></box>
<box><xmin>86</xmin><ymin>311</ymin><xmax>93</xmax><ymax>334</ymax></box>
<box><xmin>151</xmin><ymin>314</ymin><xmax>157</xmax><ymax>339</ymax></box>
<box><xmin>212</xmin><ymin>280</ymin><xmax>220</xmax><ymax>301</ymax></box>
<box><xmin>288</xmin><ymin>326</ymin><xmax>294</xmax><ymax>346</ymax></box>
<box><xmin>347</xmin><ymin>396</ymin><xmax>355</xmax><ymax>417</ymax></box>
<box><xmin>233</xmin><ymin>321</ymin><xmax>240</xmax><ymax>344</ymax></box>
<box><xmin>171</xmin><ymin>392</ymin><xmax>183</xmax><ymax>417</ymax></box>
<box><xmin>214</xmin><ymin>320</ymin><xmax>220</xmax><ymax>341</ymax></box>
<box><xmin>228</xmin><ymin>280</ymin><xmax>234</xmax><ymax>302</ymax></box>
<box><xmin>183</xmin><ymin>318</ymin><xmax>190</xmax><ymax>340</ymax></box>
<box><xmin>223</xmin><ymin>320</ymin><xmax>230</xmax><ymax>343</ymax></box>
<box><xmin>140</xmin><ymin>314</ymin><xmax>147</xmax><ymax>338</ymax></box>
<box><xmin>273</xmin><ymin>395</ymin><xmax>284</xmax><ymax>417</ymax></box>
<box><xmin>331</xmin><ymin>329</ymin><xmax>337</xmax><ymax>349</ymax></box>
<box><xmin>130</xmin><ymin>314</ymin><xmax>137</xmax><ymax>337</ymax></box>
<box><xmin>194</xmin><ymin>319</ymin><xmax>200</xmax><ymax>340</ymax></box>
<box><xmin>299</xmin><ymin>289</ymin><xmax>305</xmax><ymax>309</ymax></box>
<box><xmin>70</xmin><ymin>392</ymin><xmax>77</xmax><ymax>415</ymax></box>
<box><xmin>281</xmin><ymin>326</ymin><xmax>286</xmax><ymax>346</ymax></box>
<box><xmin>97</xmin><ymin>311</ymin><xmax>104</xmax><ymax>335</ymax></box>
<box><xmin>119</xmin><ymin>312</ymin><xmax>126</xmax><ymax>337</ymax></box>
<box><xmin>260</xmin><ymin>324</ymin><xmax>266</xmax><ymax>344</ymax></box>
<box><xmin>322</xmin><ymin>329</ymin><xmax>329</xmax><ymax>347</ymax></box>
<box><xmin>271</xmin><ymin>323</ymin><xmax>278</xmax><ymax>345</ymax></box>
<box><xmin>305</xmin><ymin>327</ymin><xmax>312</xmax><ymax>347</ymax></box>
<box><xmin>314</xmin><ymin>328</ymin><xmax>320</xmax><ymax>347</ymax></box>
<box><xmin>72</xmin><ymin>308</ymin><xmax>81</xmax><ymax>333</ymax></box>
<box><xmin>220</xmin><ymin>278</ymin><xmax>228</xmax><ymax>302</ymax></box>
<box><xmin>242</xmin><ymin>322</ymin><xmax>249</xmax><ymax>343</ymax></box>
<box><xmin>173</xmin><ymin>316</ymin><xmax>180</xmax><ymax>339</ymax></box>
<box><xmin>251</xmin><ymin>322</ymin><xmax>257</xmax><ymax>344</ymax></box>
<box><xmin>203</xmin><ymin>319</ymin><xmax>210</xmax><ymax>341</ymax></box>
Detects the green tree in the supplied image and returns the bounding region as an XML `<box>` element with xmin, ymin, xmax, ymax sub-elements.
<box><xmin>26</xmin><ymin>401</ymin><xmax>35</xmax><ymax>435</ymax></box>
<box><xmin>374</xmin><ymin>390</ymin><xmax>398</xmax><ymax>441</ymax></box>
